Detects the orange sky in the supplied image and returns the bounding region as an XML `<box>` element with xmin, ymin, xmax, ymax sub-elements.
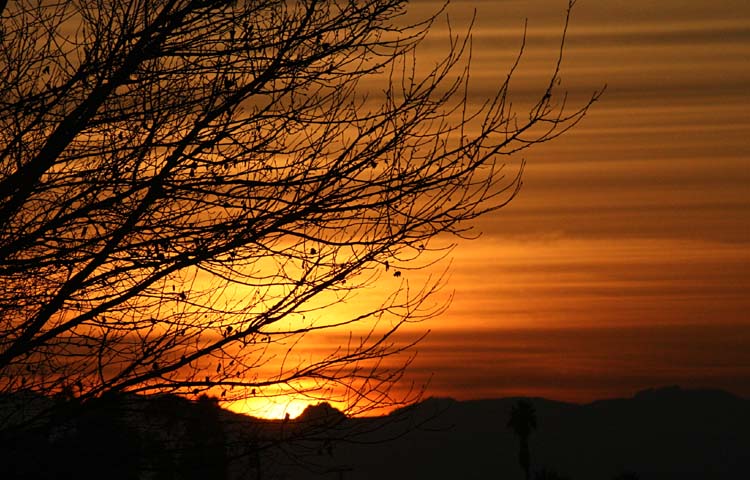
<box><xmin>234</xmin><ymin>0</ymin><xmax>750</xmax><ymax>417</ymax></box>
<box><xmin>383</xmin><ymin>0</ymin><xmax>750</xmax><ymax>404</ymax></box>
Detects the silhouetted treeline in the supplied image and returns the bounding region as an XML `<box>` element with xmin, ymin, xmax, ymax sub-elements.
<box><xmin>0</xmin><ymin>393</ymin><xmax>230</xmax><ymax>480</ymax></box>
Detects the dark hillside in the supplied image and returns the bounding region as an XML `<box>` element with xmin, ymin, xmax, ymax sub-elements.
<box><xmin>1</xmin><ymin>386</ymin><xmax>746</xmax><ymax>479</ymax></box>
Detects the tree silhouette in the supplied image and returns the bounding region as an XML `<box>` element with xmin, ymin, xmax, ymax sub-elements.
<box><xmin>179</xmin><ymin>395</ymin><xmax>228</xmax><ymax>480</ymax></box>
<box><xmin>508</xmin><ymin>399</ymin><xmax>537</xmax><ymax>480</ymax></box>
<box><xmin>0</xmin><ymin>0</ymin><xmax>599</xmax><ymax>434</ymax></box>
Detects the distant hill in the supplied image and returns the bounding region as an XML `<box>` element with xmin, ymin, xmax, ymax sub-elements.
<box><xmin>1</xmin><ymin>386</ymin><xmax>747</xmax><ymax>479</ymax></box>
<box><xmin>277</xmin><ymin>386</ymin><xmax>749</xmax><ymax>480</ymax></box>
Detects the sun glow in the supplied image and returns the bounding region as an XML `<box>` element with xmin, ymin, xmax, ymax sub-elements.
<box><xmin>227</xmin><ymin>395</ymin><xmax>344</xmax><ymax>420</ymax></box>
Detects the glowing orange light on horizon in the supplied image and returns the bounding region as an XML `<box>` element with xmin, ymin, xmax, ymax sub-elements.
<box><xmin>227</xmin><ymin>395</ymin><xmax>351</xmax><ymax>420</ymax></box>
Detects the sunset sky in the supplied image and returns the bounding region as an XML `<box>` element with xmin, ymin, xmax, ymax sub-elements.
<box><xmin>386</xmin><ymin>0</ymin><xmax>750</xmax><ymax>404</ymax></box>
<box><xmin>4</xmin><ymin>0</ymin><xmax>748</xmax><ymax>428</ymax></box>
<box><xmin>226</xmin><ymin>0</ymin><xmax>750</xmax><ymax>418</ymax></box>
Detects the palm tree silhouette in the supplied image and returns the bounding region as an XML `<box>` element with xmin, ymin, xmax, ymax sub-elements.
<box><xmin>507</xmin><ymin>399</ymin><xmax>537</xmax><ymax>480</ymax></box>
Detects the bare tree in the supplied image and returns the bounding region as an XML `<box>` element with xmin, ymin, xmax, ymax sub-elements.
<box><xmin>0</xmin><ymin>0</ymin><xmax>600</xmax><ymax>425</ymax></box>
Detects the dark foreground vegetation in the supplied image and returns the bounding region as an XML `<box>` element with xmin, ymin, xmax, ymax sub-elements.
<box><xmin>1</xmin><ymin>386</ymin><xmax>746</xmax><ymax>479</ymax></box>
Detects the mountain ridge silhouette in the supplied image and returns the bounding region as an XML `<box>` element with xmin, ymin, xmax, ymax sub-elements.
<box><xmin>362</xmin><ymin>385</ymin><xmax>748</xmax><ymax>480</ymax></box>
<box><xmin>1</xmin><ymin>385</ymin><xmax>747</xmax><ymax>479</ymax></box>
